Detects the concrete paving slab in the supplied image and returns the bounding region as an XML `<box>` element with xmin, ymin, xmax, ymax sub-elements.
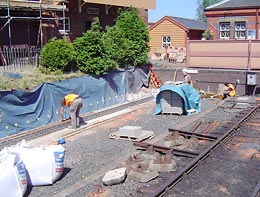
<box><xmin>102</xmin><ymin>168</ymin><xmax>127</xmax><ymax>186</ymax></box>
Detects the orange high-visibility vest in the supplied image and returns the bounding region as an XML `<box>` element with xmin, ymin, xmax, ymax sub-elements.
<box><xmin>64</xmin><ymin>94</ymin><xmax>79</xmax><ymax>107</ymax></box>
<box><xmin>227</xmin><ymin>84</ymin><xmax>236</xmax><ymax>97</ymax></box>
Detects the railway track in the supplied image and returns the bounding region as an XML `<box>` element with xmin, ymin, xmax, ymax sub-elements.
<box><xmin>136</xmin><ymin>104</ymin><xmax>260</xmax><ymax>197</ymax></box>
<box><xmin>0</xmin><ymin>96</ymin><xmax>154</xmax><ymax>150</ymax></box>
<box><xmin>3</xmin><ymin>94</ymin><xmax>259</xmax><ymax>197</ymax></box>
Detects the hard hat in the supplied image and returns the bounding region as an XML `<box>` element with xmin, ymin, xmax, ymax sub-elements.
<box><xmin>182</xmin><ymin>68</ymin><xmax>188</xmax><ymax>73</ymax></box>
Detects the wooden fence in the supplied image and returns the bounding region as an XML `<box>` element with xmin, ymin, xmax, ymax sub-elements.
<box><xmin>187</xmin><ymin>40</ymin><xmax>260</xmax><ymax>70</ymax></box>
<box><xmin>0</xmin><ymin>46</ymin><xmax>40</xmax><ymax>71</ymax></box>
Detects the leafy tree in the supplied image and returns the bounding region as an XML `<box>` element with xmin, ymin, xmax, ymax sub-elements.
<box><xmin>102</xmin><ymin>25</ymin><xmax>134</xmax><ymax>69</ymax></box>
<box><xmin>73</xmin><ymin>18</ymin><xmax>116</xmax><ymax>75</ymax></box>
<box><xmin>113</xmin><ymin>8</ymin><xmax>150</xmax><ymax>68</ymax></box>
<box><xmin>73</xmin><ymin>9</ymin><xmax>150</xmax><ymax>75</ymax></box>
<box><xmin>202</xmin><ymin>29</ymin><xmax>213</xmax><ymax>40</ymax></box>
<box><xmin>40</xmin><ymin>38</ymin><xmax>76</xmax><ymax>72</ymax></box>
<box><xmin>196</xmin><ymin>0</ymin><xmax>222</xmax><ymax>22</ymax></box>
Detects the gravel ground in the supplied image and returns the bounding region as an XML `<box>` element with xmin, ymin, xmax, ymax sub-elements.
<box><xmin>25</xmin><ymin>95</ymin><xmax>245</xmax><ymax>197</ymax></box>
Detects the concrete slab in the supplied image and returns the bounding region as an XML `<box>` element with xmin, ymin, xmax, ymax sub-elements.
<box><xmin>102</xmin><ymin>168</ymin><xmax>127</xmax><ymax>186</ymax></box>
<box><xmin>109</xmin><ymin>130</ymin><xmax>154</xmax><ymax>142</ymax></box>
<box><xmin>128</xmin><ymin>170</ymin><xmax>158</xmax><ymax>183</ymax></box>
<box><xmin>149</xmin><ymin>159</ymin><xmax>177</xmax><ymax>173</ymax></box>
<box><xmin>118</xmin><ymin>126</ymin><xmax>142</xmax><ymax>138</ymax></box>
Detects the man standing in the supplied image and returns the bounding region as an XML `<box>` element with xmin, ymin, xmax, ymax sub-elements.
<box><xmin>182</xmin><ymin>68</ymin><xmax>193</xmax><ymax>86</ymax></box>
<box><xmin>61</xmin><ymin>94</ymin><xmax>82</xmax><ymax>129</ymax></box>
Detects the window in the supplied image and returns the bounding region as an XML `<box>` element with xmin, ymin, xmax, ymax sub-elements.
<box><xmin>58</xmin><ymin>17</ymin><xmax>70</xmax><ymax>33</ymax></box>
<box><xmin>87</xmin><ymin>7</ymin><xmax>99</xmax><ymax>15</ymax></box>
<box><xmin>235</xmin><ymin>22</ymin><xmax>246</xmax><ymax>39</ymax></box>
<box><xmin>219</xmin><ymin>22</ymin><xmax>230</xmax><ymax>39</ymax></box>
<box><xmin>162</xmin><ymin>36</ymin><xmax>171</xmax><ymax>48</ymax></box>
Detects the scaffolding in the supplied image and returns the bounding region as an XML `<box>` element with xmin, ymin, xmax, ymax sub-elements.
<box><xmin>0</xmin><ymin>0</ymin><xmax>67</xmax><ymax>48</ymax></box>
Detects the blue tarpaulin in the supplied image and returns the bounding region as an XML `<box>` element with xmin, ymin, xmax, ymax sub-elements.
<box><xmin>155</xmin><ymin>83</ymin><xmax>201</xmax><ymax>115</ymax></box>
<box><xmin>0</xmin><ymin>65</ymin><xmax>150</xmax><ymax>138</ymax></box>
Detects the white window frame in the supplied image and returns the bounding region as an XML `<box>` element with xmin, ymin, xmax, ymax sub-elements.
<box><xmin>58</xmin><ymin>17</ymin><xmax>70</xmax><ymax>33</ymax></box>
<box><xmin>235</xmin><ymin>21</ymin><xmax>246</xmax><ymax>39</ymax></box>
<box><xmin>219</xmin><ymin>22</ymin><xmax>230</xmax><ymax>39</ymax></box>
<box><xmin>162</xmin><ymin>36</ymin><xmax>171</xmax><ymax>48</ymax></box>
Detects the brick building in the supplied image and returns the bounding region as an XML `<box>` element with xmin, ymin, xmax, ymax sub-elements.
<box><xmin>0</xmin><ymin>0</ymin><xmax>155</xmax><ymax>47</ymax></box>
<box><xmin>204</xmin><ymin>0</ymin><xmax>260</xmax><ymax>40</ymax></box>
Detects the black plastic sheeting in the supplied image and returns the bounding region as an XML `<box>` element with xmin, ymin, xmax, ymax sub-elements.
<box><xmin>0</xmin><ymin>65</ymin><xmax>151</xmax><ymax>138</ymax></box>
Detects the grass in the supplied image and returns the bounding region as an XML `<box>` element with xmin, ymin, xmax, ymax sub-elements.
<box><xmin>0</xmin><ymin>67</ymin><xmax>86</xmax><ymax>91</ymax></box>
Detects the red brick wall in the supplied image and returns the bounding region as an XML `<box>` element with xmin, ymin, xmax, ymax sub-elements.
<box><xmin>65</xmin><ymin>1</ymin><xmax>148</xmax><ymax>42</ymax></box>
<box><xmin>206</xmin><ymin>8</ymin><xmax>260</xmax><ymax>40</ymax></box>
<box><xmin>0</xmin><ymin>2</ymin><xmax>148</xmax><ymax>46</ymax></box>
<box><xmin>207</xmin><ymin>17</ymin><xmax>219</xmax><ymax>40</ymax></box>
<box><xmin>137</xmin><ymin>8</ymin><xmax>148</xmax><ymax>24</ymax></box>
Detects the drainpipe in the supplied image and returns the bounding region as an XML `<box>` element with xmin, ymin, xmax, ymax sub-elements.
<box><xmin>256</xmin><ymin>9</ymin><xmax>259</xmax><ymax>39</ymax></box>
<box><xmin>247</xmin><ymin>39</ymin><xmax>252</xmax><ymax>70</ymax></box>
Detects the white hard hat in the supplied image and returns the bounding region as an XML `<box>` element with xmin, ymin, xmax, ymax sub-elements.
<box><xmin>182</xmin><ymin>68</ymin><xmax>188</xmax><ymax>73</ymax></box>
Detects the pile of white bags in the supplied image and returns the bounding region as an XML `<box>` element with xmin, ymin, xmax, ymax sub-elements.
<box><xmin>0</xmin><ymin>140</ymin><xmax>65</xmax><ymax>196</ymax></box>
<box><xmin>0</xmin><ymin>149</ymin><xmax>27</xmax><ymax>197</ymax></box>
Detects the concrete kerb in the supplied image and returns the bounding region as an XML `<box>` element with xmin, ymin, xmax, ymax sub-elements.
<box><xmin>28</xmin><ymin>96</ymin><xmax>155</xmax><ymax>146</ymax></box>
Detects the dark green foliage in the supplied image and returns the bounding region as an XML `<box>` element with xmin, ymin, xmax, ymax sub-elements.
<box><xmin>41</xmin><ymin>9</ymin><xmax>150</xmax><ymax>75</ymax></box>
<box><xmin>73</xmin><ymin>18</ymin><xmax>117</xmax><ymax>75</ymax></box>
<box><xmin>102</xmin><ymin>25</ymin><xmax>134</xmax><ymax>68</ymax></box>
<box><xmin>113</xmin><ymin>8</ymin><xmax>149</xmax><ymax>68</ymax></box>
<box><xmin>40</xmin><ymin>38</ymin><xmax>76</xmax><ymax>72</ymax></box>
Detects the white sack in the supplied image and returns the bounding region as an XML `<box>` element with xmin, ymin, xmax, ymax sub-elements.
<box><xmin>7</xmin><ymin>140</ymin><xmax>65</xmax><ymax>186</ymax></box>
<box><xmin>0</xmin><ymin>148</ymin><xmax>27</xmax><ymax>197</ymax></box>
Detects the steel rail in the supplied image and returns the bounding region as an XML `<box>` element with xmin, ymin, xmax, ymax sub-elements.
<box><xmin>147</xmin><ymin>105</ymin><xmax>259</xmax><ymax>197</ymax></box>
<box><xmin>168</xmin><ymin>128</ymin><xmax>218</xmax><ymax>141</ymax></box>
<box><xmin>250</xmin><ymin>182</ymin><xmax>260</xmax><ymax>197</ymax></box>
<box><xmin>133</xmin><ymin>142</ymin><xmax>199</xmax><ymax>158</ymax></box>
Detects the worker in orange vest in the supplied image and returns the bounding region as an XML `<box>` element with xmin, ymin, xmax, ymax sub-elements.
<box><xmin>61</xmin><ymin>94</ymin><xmax>83</xmax><ymax>129</ymax></box>
<box><xmin>223</xmin><ymin>82</ymin><xmax>236</xmax><ymax>99</ymax></box>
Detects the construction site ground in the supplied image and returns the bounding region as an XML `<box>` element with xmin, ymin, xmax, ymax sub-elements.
<box><xmin>2</xmin><ymin>60</ymin><xmax>259</xmax><ymax>197</ymax></box>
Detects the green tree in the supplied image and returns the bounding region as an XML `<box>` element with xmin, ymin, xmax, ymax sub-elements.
<box><xmin>202</xmin><ymin>29</ymin><xmax>213</xmax><ymax>40</ymax></box>
<box><xmin>73</xmin><ymin>18</ymin><xmax>116</xmax><ymax>75</ymax></box>
<box><xmin>40</xmin><ymin>38</ymin><xmax>76</xmax><ymax>72</ymax></box>
<box><xmin>102</xmin><ymin>24</ymin><xmax>134</xmax><ymax>69</ymax></box>
<box><xmin>113</xmin><ymin>8</ymin><xmax>150</xmax><ymax>68</ymax></box>
<box><xmin>196</xmin><ymin>0</ymin><xmax>222</xmax><ymax>22</ymax></box>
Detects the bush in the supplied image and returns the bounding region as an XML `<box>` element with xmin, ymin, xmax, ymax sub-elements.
<box><xmin>73</xmin><ymin>18</ymin><xmax>117</xmax><ymax>75</ymax></box>
<box><xmin>40</xmin><ymin>38</ymin><xmax>76</xmax><ymax>72</ymax></box>
<box><xmin>202</xmin><ymin>30</ymin><xmax>213</xmax><ymax>40</ymax></box>
<box><xmin>102</xmin><ymin>25</ymin><xmax>134</xmax><ymax>69</ymax></box>
<box><xmin>114</xmin><ymin>8</ymin><xmax>150</xmax><ymax>68</ymax></box>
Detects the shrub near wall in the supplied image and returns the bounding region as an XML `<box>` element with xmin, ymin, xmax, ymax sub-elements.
<box><xmin>115</xmin><ymin>8</ymin><xmax>150</xmax><ymax>67</ymax></box>
<box><xmin>40</xmin><ymin>38</ymin><xmax>76</xmax><ymax>72</ymax></box>
<box><xmin>73</xmin><ymin>18</ymin><xmax>117</xmax><ymax>75</ymax></box>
